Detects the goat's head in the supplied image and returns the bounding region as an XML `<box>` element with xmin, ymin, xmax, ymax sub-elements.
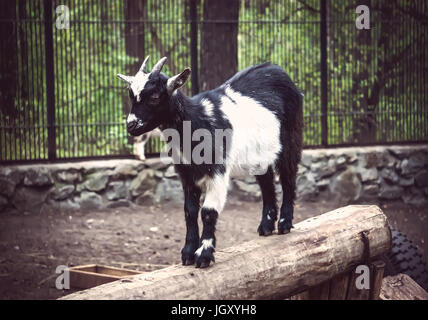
<box><xmin>117</xmin><ymin>56</ymin><xmax>190</xmax><ymax>136</ymax></box>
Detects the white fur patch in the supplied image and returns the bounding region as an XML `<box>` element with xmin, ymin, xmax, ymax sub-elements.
<box><xmin>127</xmin><ymin>113</ymin><xmax>138</xmax><ymax>124</ymax></box>
<box><xmin>219</xmin><ymin>86</ymin><xmax>282</xmax><ymax>177</ymax></box>
<box><xmin>201</xmin><ymin>98</ymin><xmax>215</xmax><ymax>118</ymax></box>
<box><xmin>195</xmin><ymin>238</ymin><xmax>214</xmax><ymax>257</ymax></box>
<box><xmin>202</xmin><ymin>173</ymin><xmax>229</xmax><ymax>213</ymax></box>
<box><xmin>130</xmin><ymin>72</ymin><xmax>150</xmax><ymax>102</ymax></box>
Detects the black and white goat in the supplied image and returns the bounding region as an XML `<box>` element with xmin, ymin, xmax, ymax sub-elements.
<box><xmin>117</xmin><ymin>56</ymin><xmax>303</xmax><ymax>268</ymax></box>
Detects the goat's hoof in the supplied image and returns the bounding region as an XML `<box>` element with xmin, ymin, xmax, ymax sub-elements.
<box><xmin>195</xmin><ymin>249</ymin><xmax>215</xmax><ymax>268</ymax></box>
<box><xmin>181</xmin><ymin>245</ymin><xmax>198</xmax><ymax>266</ymax></box>
<box><xmin>277</xmin><ymin>220</ymin><xmax>293</xmax><ymax>235</ymax></box>
<box><xmin>257</xmin><ymin>220</ymin><xmax>275</xmax><ymax>236</ymax></box>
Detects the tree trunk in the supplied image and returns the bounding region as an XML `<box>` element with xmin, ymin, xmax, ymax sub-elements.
<box><xmin>124</xmin><ymin>0</ymin><xmax>146</xmax><ymax>75</ymax></box>
<box><xmin>61</xmin><ymin>205</ymin><xmax>391</xmax><ymax>300</ymax></box>
<box><xmin>199</xmin><ymin>0</ymin><xmax>240</xmax><ymax>91</ymax></box>
<box><xmin>0</xmin><ymin>0</ymin><xmax>18</xmax><ymax>118</ymax></box>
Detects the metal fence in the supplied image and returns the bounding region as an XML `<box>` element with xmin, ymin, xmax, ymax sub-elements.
<box><xmin>1</xmin><ymin>0</ymin><xmax>427</xmax><ymax>163</ymax></box>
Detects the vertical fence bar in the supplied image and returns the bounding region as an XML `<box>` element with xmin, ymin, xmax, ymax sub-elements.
<box><xmin>190</xmin><ymin>0</ymin><xmax>199</xmax><ymax>95</ymax></box>
<box><xmin>44</xmin><ymin>0</ymin><xmax>56</xmax><ymax>160</ymax></box>
<box><xmin>320</xmin><ymin>0</ymin><xmax>328</xmax><ymax>147</ymax></box>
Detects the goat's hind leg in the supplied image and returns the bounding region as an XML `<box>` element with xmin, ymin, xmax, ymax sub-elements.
<box><xmin>256</xmin><ymin>166</ymin><xmax>278</xmax><ymax>236</ymax></box>
<box><xmin>278</xmin><ymin>162</ymin><xmax>298</xmax><ymax>235</ymax></box>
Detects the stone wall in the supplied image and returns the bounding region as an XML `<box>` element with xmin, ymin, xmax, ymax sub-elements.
<box><xmin>1</xmin><ymin>145</ymin><xmax>427</xmax><ymax>213</ymax></box>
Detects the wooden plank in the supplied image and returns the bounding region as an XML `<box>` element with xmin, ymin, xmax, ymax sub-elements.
<box><xmin>328</xmin><ymin>272</ymin><xmax>350</xmax><ymax>300</ymax></box>
<box><xmin>69</xmin><ymin>265</ymin><xmax>142</xmax><ymax>289</ymax></box>
<box><xmin>61</xmin><ymin>205</ymin><xmax>391</xmax><ymax>300</ymax></box>
<box><xmin>370</xmin><ymin>260</ymin><xmax>385</xmax><ymax>300</ymax></box>
<box><xmin>307</xmin><ymin>281</ymin><xmax>330</xmax><ymax>300</ymax></box>
<box><xmin>380</xmin><ymin>274</ymin><xmax>428</xmax><ymax>300</ymax></box>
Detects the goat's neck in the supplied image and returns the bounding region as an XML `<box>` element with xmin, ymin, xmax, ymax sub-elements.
<box><xmin>162</xmin><ymin>90</ymin><xmax>195</xmax><ymax>133</ymax></box>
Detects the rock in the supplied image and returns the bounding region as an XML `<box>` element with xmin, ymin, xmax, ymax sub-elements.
<box><xmin>0</xmin><ymin>169</ymin><xmax>24</xmax><ymax>185</ymax></box>
<box><xmin>164</xmin><ymin>166</ymin><xmax>178</xmax><ymax>178</ymax></box>
<box><xmin>135</xmin><ymin>190</ymin><xmax>155</xmax><ymax>206</ymax></box>
<box><xmin>316</xmin><ymin>179</ymin><xmax>330</xmax><ymax>189</ymax></box>
<box><xmin>400</xmin><ymin>153</ymin><xmax>426</xmax><ymax>175</ymax></box>
<box><xmin>388</xmin><ymin>148</ymin><xmax>409</xmax><ymax>160</ymax></box>
<box><xmin>110</xmin><ymin>163</ymin><xmax>139</xmax><ymax>180</ymax></box>
<box><xmin>297</xmin><ymin>164</ymin><xmax>308</xmax><ymax>175</ymax></box>
<box><xmin>106</xmin><ymin>181</ymin><xmax>128</xmax><ymax>201</ymax></box>
<box><xmin>107</xmin><ymin>200</ymin><xmax>131</xmax><ymax>209</ymax></box>
<box><xmin>398</xmin><ymin>176</ymin><xmax>414</xmax><ymax>187</ymax></box>
<box><xmin>329</xmin><ymin>169</ymin><xmax>362</xmax><ymax>203</ymax></box>
<box><xmin>12</xmin><ymin>187</ymin><xmax>48</xmax><ymax>213</ymax></box>
<box><xmin>23</xmin><ymin>169</ymin><xmax>53</xmax><ymax>187</ymax></box>
<box><xmin>0</xmin><ymin>177</ymin><xmax>16</xmax><ymax>198</ymax></box>
<box><xmin>75</xmin><ymin>191</ymin><xmax>103</xmax><ymax>210</ymax></box>
<box><xmin>243</xmin><ymin>175</ymin><xmax>257</xmax><ymax>184</ymax></box>
<box><xmin>84</xmin><ymin>172</ymin><xmax>109</xmax><ymax>192</ymax></box>
<box><xmin>336</xmin><ymin>156</ymin><xmax>347</xmax><ymax>169</ymax></box>
<box><xmin>154</xmin><ymin>170</ymin><xmax>164</xmax><ymax>179</ymax></box>
<box><xmin>297</xmin><ymin>172</ymin><xmax>318</xmax><ymax>201</ymax></box>
<box><xmin>380</xmin><ymin>168</ymin><xmax>399</xmax><ymax>184</ymax></box>
<box><xmin>233</xmin><ymin>180</ymin><xmax>261</xmax><ymax>200</ymax></box>
<box><xmin>379</xmin><ymin>185</ymin><xmax>404</xmax><ymax>200</ymax></box>
<box><xmin>154</xmin><ymin>179</ymin><xmax>184</xmax><ymax>203</ymax></box>
<box><xmin>55</xmin><ymin>170</ymin><xmax>82</xmax><ymax>184</ymax></box>
<box><xmin>300</xmin><ymin>153</ymin><xmax>312</xmax><ymax>168</ymax></box>
<box><xmin>145</xmin><ymin>157</ymin><xmax>173</xmax><ymax>170</ymax></box>
<box><xmin>0</xmin><ymin>195</ymin><xmax>8</xmax><ymax>212</ymax></box>
<box><xmin>362</xmin><ymin>183</ymin><xmax>380</xmax><ymax>196</ymax></box>
<box><xmin>310</xmin><ymin>160</ymin><xmax>335</xmax><ymax>180</ymax></box>
<box><xmin>50</xmin><ymin>185</ymin><xmax>75</xmax><ymax>201</ymax></box>
<box><xmin>415</xmin><ymin>170</ymin><xmax>428</xmax><ymax>188</ymax></box>
<box><xmin>358</xmin><ymin>167</ymin><xmax>378</xmax><ymax>182</ymax></box>
<box><xmin>130</xmin><ymin>169</ymin><xmax>157</xmax><ymax>197</ymax></box>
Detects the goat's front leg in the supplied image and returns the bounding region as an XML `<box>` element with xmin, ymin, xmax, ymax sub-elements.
<box><xmin>181</xmin><ymin>185</ymin><xmax>201</xmax><ymax>265</ymax></box>
<box><xmin>196</xmin><ymin>173</ymin><xmax>229</xmax><ymax>268</ymax></box>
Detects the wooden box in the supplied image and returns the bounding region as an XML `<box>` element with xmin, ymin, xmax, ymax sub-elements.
<box><xmin>69</xmin><ymin>264</ymin><xmax>142</xmax><ymax>289</ymax></box>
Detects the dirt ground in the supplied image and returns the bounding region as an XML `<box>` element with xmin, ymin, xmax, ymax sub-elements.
<box><xmin>0</xmin><ymin>197</ymin><xmax>426</xmax><ymax>300</ymax></box>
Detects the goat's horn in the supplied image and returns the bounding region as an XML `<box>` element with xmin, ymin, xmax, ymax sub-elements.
<box><xmin>151</xmin><ymin>57</ymin><xmax>167</xmax><ymax>75</ymax></box>
<box><xmin>117</xmin><ymin>73</ymin><xmax>133</xmax><ymax>84</ymax></box>
<box><xmin>139</xmin><ymin>55</ymin><xmax>150</xmax><ymax>73</ymax></box>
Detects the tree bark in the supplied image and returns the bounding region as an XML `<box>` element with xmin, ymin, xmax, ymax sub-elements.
<box><xmin>0</xmin><ymin>0</ymin><xmax>18</xmax><ymax>118</ymax></box>
<box><xmin>199</xmin><ymin>0</ymin><xmax>240</xmax><ymax>91</ymax></box>
<box><xmin>124</xmin><ymin>0</ymin><xmax>146</xmax><ymax>75</ymax></box>
<box><xmin>61</xmin><ymin>205</ymin><xmax>391</xmax><ymax>300</ymax></box>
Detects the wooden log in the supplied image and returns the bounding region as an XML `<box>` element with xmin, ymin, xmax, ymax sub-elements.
<box><xmin>61</xmin><ymin>205</ymin><xmax>391</xmax><ymax>300</ymax></box>
<box><xmin>380</xmin><ymin>274</ymin><xmax>428</xmax><ymax>300</ymax></box>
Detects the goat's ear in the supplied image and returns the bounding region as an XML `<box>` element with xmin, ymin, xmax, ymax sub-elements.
<box><xmin>166</xmin><ymin>68</ymin><xmax>191</xmax><ymax>94</ymax></box>
<box><xmin>117</xmin><ymin>74</ymin><xmax>133</xmax><ymax>84</ymax></box>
